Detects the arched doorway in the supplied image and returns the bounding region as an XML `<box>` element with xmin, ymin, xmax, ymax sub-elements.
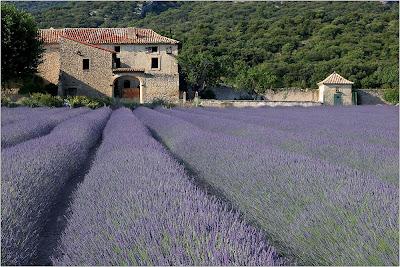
<box><xmin>113</xmin><ymin>76</ymin><xmax>141</xmax><ymax>101</ymax></box>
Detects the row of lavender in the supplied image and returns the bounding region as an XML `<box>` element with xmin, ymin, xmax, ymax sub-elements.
<box><xmin>1</xmin><ymin>108</ymin><xmax>111</xmax><ymax>265</ymax></box>
<box><xmin>1</xmin><ymin>107</ymin><xmax>62</xmax><ymax>126</ymax></box>
<box><xmin>162</xmin><ymin>106</ymin><xmax>398</xmax><ymax>184</ymax></box>
<box><xmin>52</xmin><ymin>108</ymin><xmax>283</xmax><ymax>265</ymax></box>
<box><xmin>134</xmin><ymin>107</ymin><xmax>399</xmax><ymax>266</ymax></box>
<box><xmin>1</xmin><ymin>107</ymin><xmax>91</xmax><ymax>148</ymax></box>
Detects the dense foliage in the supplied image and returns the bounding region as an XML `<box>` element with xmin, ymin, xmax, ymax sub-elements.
<box><xmin>134</xmin><ymin>106</ymin><xmax>398</xmax><ymax>266</ymax></box>
<box><xmin>54</xmin><ymin>108</ymin><xmax>283</xmax><ymax>265</ymax></box>
<box><xmin>383</xmin><ymin>88</ymin><xmax>399</xmax><ymax>104</ymax></box>
<box><xmin>1</xmin><ymin>3</ymin><xmax>43</xmax><ymax>87</ymax></box>
<box><xmin>12</xmin><ymin>1</ymin><xmax>179</xmax><ymax>28</ymax></box>
<box><xmin>17</xmin><ymin>93</ymin><xmax>64</xmax><ymax>107</ymax></box>
<box><xmin>13</xmin><ymin>1</ymin><xmax>399</xmax><ymax>92</ymax></box>
<box><xmin>1</xmin><ymin>108</ymin><xmax>111</xmax><ymax>265</ymax></box>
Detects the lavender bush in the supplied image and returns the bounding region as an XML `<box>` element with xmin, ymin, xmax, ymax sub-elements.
<box><xmin>1</xmin><ymin>108</ymin><xmax>111</xmax><ymax>265</ymax></box>
<box><xmin>53</xmin><ymin>108</ymin><xmax>283</xmax><ymax>266</ymax></box>
<box><xmin>1</xmin><ymin>107</ymin><xmax>67</xmax><ymax>126</ymax></box>
<box><xmin>1</xmin><ymin>107</ymin><xmax>90</xmax><ymax>148</ymax></box>
<box><xmin>134</xmin><ymin>107</ymin><xmax>399</xmax><ymax>266</ymax></box>
<box><xmin>163</xmin><ymin>106</ymin><xmax>398</xmax><ymax>184</ymax></box>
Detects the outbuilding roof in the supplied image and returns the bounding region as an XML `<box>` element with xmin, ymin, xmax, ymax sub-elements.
<box><xmin>39</xmin><ymin>27</ymin><xmax>179</xmax><ymax>45</ymax></box>
<box><xmin>318</xmin><ymin>72</ymin><xmax>354</xmax><ymax>85</ymax></box>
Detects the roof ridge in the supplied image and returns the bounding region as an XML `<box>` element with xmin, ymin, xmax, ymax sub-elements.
<box><xmin>39</xmin><ymin>27</ymin><xmax>179</xmax><ymax>44</ymax></box>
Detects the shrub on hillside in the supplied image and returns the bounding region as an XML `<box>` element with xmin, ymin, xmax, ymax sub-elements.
<box><xmin>383</xmin><ymin>88</ymin><xmax>399</xmax><ymax>104</ymax></box>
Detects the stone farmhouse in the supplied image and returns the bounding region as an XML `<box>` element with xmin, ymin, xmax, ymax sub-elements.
<box><xmin>38</xmin><ymin>27</ymin><xmax>179</xmax><ymax>103</ymax></box>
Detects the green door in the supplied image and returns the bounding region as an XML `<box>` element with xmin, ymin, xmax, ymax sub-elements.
<box><xmin>334</xmin><ymin>93</ymin><xmax>342</xmax><ymax>106</ymax></box>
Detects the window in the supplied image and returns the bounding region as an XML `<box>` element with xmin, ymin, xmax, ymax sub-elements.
<box><xmin>146</xmin><ymin>46</ymin><xmax>158</xmax><ymax>53</ymax></box>
<box><xmin>123</xmin><ymin>80</ymin><xmax>130</xmax><ymax>88</ymax></box>
<box><xmin>114</xmin><ymin>46</ymin><xmax>120</xmax><ymax>53</ymax></box>
<box><xmin>151</xmin><ymin>58</ymin><xmax>159</xmax><ymax>69</ymax></box>
<box><xmin>83</xmin><ymin>59</ymin><xmax>89</xmax><ymax>70</ymax></box>
<box><xmin>166</xmin><ymin>46</ymin><xmax>172</xmax><ymax>54</ymax></box>
<box><xmin>115</xmin><ymin>58</ymin><xmax>121</xmax><ymax>68</ymax></box>
<box><xmin>66</xmin><ymin>88</ymin><xmax>77</xmax><ymax>96</ymax></box>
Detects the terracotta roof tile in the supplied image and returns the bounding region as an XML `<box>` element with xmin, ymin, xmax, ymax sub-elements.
<box><xmin>39</xmin><ymin>28</ymin><xmax>179</xmax><ymax>45</ymax></box>
<box><xmin>318</xmin><ymin>72</ymin><xmax>354</xmax><ymax>85</ymax></box>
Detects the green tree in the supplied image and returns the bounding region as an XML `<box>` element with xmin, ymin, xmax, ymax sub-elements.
<box><xmin>236</xmin><ymin>63</ymin><xmax>279</xmax><ymax>94</ymax></box>
<box><xmin>1</xmin><ymin>3</ymin><xmax>43</xmax><ymax>88</ymax></box>
<box><xmin>178</xmin><ymin>50</ymin><xmax>223</xmax><ymax>92</ymax></box>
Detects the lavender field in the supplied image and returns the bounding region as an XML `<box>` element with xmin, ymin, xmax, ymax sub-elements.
<box><xmin>1</xmin><ymin>106</ymin><xmax>398</xmax><ymax>266</ymax></box>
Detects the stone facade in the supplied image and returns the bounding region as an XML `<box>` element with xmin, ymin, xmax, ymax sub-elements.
<box><xmin>37</xmin><ymin>28</ymin><xmax>180</xmax><ymax>103</ymax></box>
<box><xmin>59</xmin><ymin>37</ymin><xmax>114</xmax><ymax>98</ymax></box>
<box><xmin>143</xmin><ymin>73</ymin><xmax>180</xmax><ymax>102</ymax></box>
<box><xmin>319</xmin><ymin>84</ymin><xmax>353</xmax><ymax>105</ymax></box>
<box><xmin>37</xmin><ymin>44</ymin><xmax>60</xmax><ymax>85</ymax></box>
<box><xmin>105</xmin><ymin>44</ymin><xmax>179</xmax><ymax>102</ymax></box>
<box><xmin>101</xmin><ymin>44</ymin><xmax>178</xmax><ymax>74</ymax></box>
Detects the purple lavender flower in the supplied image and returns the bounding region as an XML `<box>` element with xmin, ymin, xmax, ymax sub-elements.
<box><xmin>134</xmin><ymin>106</ymin><xmax>399</xmax><ymax>266</ymax></box>
<box><xmin>53</xmin><ymin>108</ymin><xmax>283</xmax><ymax>266</ymax></box>
<box><xmin>1</xmin><ymin>108</ymin><xmax>111</xmax><ymax>265</ymax></box>
<box><xmin>1</xmin><ymin>107</ymin><xmax>90</xmax><ymax>148</ymax></box>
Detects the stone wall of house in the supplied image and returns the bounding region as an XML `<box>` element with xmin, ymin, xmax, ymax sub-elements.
<box><xmin>322</xmin><ymin>84</ymin><xmax>353</xmax><ymax>105</ymax></box>
<box><xmin>102</xmin><ymin>43</ymin><xmax>179</xmax><ymax>102</ymax></box>
<box><xmin>60</xmin><ymin>38</ymin><xmax>114</xmax><ymax>97</ymax></box>
<box><xmin>144</xmin><ymin>73</ymin><xmax>180</xmax><ymax>102</ymax></box>
<box><xmin>101</xmin><ymin>44</ymin><xmax>179</xmax><ymax>75</ymax></box>
<box><xmin>37</xmin><ymin>44</ymin><xmax>60</xmax><ymax>85</ymax></box>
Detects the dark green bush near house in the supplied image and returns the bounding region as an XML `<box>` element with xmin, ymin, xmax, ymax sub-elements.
<box><xmin>19</xmin><ymin>75</ymin><xmax>45</xmax><ymax>95</ymax></box>
<box><xmin>19</xmin><ymin>75</ymin><xmax>58</xmax><ymax>95</ymax></box>
<box><xmin>5</xmin><ymin>93</ymin><xmax>123</xmax><ymax>109</ymax></box>
<box><xmin>43</xmin><ymin>83</ymin><xmax>58</xmax><ymax>96</ymax></box>
<box><xmin>147</xmin><ymin>98</ymin><xmax>176</xmax><ymax>109</ymax></box>
<box><xmin>1</xmin><ymin>97</ymin><xmax>12</xmax><ymax>107</ymax></box>
<box><xmin>65</xmin><ymin>96</ymin><xmax>104</xmax><ymax>109</ymax></box>
<box><xmin>383</xmin><ymin>88</ymin><xmax>399</xmax><ymax>104</ymax></box>
<box><xmin>113</xmin><ymin>98</ymin><xmax>140</xmax><ymax>109</ymax></box>
<box><xmin>17</xmin><ymin>93</ymin><xmax>63</xmax><ymax>107</ymax></box>
<box><xmin>199</xmin><ymin>89</ymin><xmax>216</xmax><ymax>99</ymax></box>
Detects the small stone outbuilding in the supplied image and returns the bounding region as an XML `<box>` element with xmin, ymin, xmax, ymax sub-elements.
<box><xmin>318</xmin><ymin>72</ymin><xmax>354</xmax><ymax>105</ymax></box>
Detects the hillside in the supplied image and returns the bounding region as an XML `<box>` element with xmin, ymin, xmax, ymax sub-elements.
<box><xmin>10</xmin><ymin>1</ymin><xmax>399</xmax><ymax>91</ymax></box>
